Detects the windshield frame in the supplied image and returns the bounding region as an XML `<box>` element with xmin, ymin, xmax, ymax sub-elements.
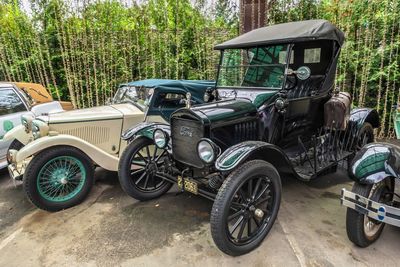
<box><xmin>215</xmin><ymin>44</ymin><xmax>292</xmax><ymax>90</ymax></box>
<box><xmin>113</xmin><ymin>85</ymin><xmax>154</xmax><ymax>112</ymax></box>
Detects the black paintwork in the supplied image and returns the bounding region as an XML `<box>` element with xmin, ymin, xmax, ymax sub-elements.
<box><xmin>124</xmin><ymin>22</ymin><xmax>380</xmax><ymax>185</ymax></box>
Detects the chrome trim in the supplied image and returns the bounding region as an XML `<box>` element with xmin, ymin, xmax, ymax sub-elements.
<box><xmin>341</xmin><ymin>188</ymin><xmax>400</xmax><ymax>227</ymax></box>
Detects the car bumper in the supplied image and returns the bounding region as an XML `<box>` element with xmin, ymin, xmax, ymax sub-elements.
<box><xmin>341</xmin><ymin>188</ymin><xmax>400</xmax><ymax>227</ymax></box>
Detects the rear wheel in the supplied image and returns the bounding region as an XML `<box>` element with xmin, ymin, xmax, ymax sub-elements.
<box><xmin>23</xmin><ymin>146</ymin><xmax>95</xmax><ymax>212</ymax></box>
<box><xmin>210</xmin><ymin>160</ymin><xmax>282</xmax><ymax>256</ymax></box>
<box><xmin>118</xmin><ymin>136</ymin><xmax>172</xmax><ymax>201</ymax></box>
<box><xmin>355</xmin><ymin>122</ymin><xmax>374</xmax><ymax>151</ymax></box>
<box><xmin>347</xmin><ymin>122</ymin><xmax>374</xmax><ymax>166</ymax></box>
<box><xmin>346</xmin><ymin>178</ymin><xmax>393</xmax><ymax>247</ymax></box>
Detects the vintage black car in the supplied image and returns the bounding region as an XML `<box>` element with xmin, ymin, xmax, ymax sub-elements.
<box><xmin>118</xmin><ymin>20</ymin><xmax>380</xmax><ymax>256</ymax></box>
<box><xmin>341</xmin><ymin>142</ymin><xmax>400</xmax><ymax>247</ymax></box>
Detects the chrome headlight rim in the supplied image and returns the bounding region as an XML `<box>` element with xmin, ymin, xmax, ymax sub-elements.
<box><xmin>153</xmin><ymin>129</ymin><xmax>169</xmax><ymax>149</ymax></box>
<box><xmin>197</xmin><ymin>138</ymin><xmax>221</xmax><ymax>164</ymax></box>
<box><xmin>21</xmin><ymin>114</ymin><xmax>34</xmax><ymax>133</ymax></box>
<box><xmin>32</xmin><ymin>119</ymin><xmax>49</xmax><ymax>140</ymax></box>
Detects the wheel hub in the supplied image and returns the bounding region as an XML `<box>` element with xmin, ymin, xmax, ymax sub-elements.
<box><xmin>146</xmin><ymin>161</ymin><xmax>158</xmax><ymax>175</ymax></box>
<box><xmin>254</xmin><ymin>208</ymin><xmax>264</xmax><ymax>218</ymax></box>
<box><xmin>60</xmin><ymin>177</ymin><xmax>68</xmax><ymax>185</ymax></box>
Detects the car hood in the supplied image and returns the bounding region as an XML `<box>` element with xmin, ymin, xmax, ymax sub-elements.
<box><xmin>47</xmin><ymin>105</ymin><xmax>134</xmax><ymax>124</ymax></box>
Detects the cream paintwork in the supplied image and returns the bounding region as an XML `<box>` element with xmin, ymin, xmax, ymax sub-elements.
<box><xmin>15</xmin><ymin>134</ymin><xmax>120</xmax><ymax>171</ymax></box>
<box><xmin>10</xmin><ymin>103</ymin><xmax>165</xmax><ymax>174</ymax></box>
<box><xmin>3</xmin><ymin>125</ymin><xmax>33</xmax><ymax>145</ymax></box>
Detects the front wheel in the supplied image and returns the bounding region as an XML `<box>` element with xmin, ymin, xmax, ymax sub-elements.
<box><xmin>210</xmin><ymin>160</ymin><xmax>282</xmax><ymax>256</ymax></box>
<box><xmin>346</xmin><ymin>178</ymin><xmax>393</xmax><ymax>247</ymax></box>
<box><xmin>118</xmin><ymin>136</ymin><xmax>172</xmax><ymax>201</ymax></box>
<box><xmin>23</xmin><ymin>146</ymin><xmax>95</xmax><ymax>212</ymax></box>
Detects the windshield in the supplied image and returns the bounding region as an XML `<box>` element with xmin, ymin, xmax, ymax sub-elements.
<box><xmin>113</xmin><ymin>86</ymin><xmax>153</xmax><ymax>111</ymax></box>
<box><xmin>217</xmin><ymin>44</ymin><xmax>289</xmax><ymax>89</ymax></box>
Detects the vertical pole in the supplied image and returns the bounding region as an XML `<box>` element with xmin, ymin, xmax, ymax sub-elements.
<box><xmin>240</xmin><ymin>0</ymin><xmax>266</xmax><ymax>34</ymax></box>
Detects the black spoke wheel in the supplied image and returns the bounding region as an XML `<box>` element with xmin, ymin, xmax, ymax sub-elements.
<box><xmin>211</xmin><ymin>160</ymin><xmax>282</xmax><ymax>256</ymax></box>
<box><xmin>347</xmin><ymin>122</ymin><xmax>374</xmax><ymax>167</ymax></box>
<box><xmin>118</xmin><ymin>136</ymin><xmax>172</xmax><ymax>201</ymax></box>
<box><xmin>355</xmin><ymin>122</ymin><xmax>374</xmax><ymax>151</ymax></box>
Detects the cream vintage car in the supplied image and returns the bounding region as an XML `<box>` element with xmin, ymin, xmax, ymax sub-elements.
<box><xmin>6</xmin><ymin>79</ymin><xmax>213</xmax><ymax>211</ymax></box>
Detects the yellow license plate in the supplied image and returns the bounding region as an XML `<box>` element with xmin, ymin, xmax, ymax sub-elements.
<box><xmin>177</xmin><ymin>176</ymin><xmax>198</xmax><ymax>195</ymax></box>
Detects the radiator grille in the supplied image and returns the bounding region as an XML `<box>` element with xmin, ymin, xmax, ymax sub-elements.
<box><xmin>234</xmin><ymin>121</ymin><xmax>258</xmax><ymax>142</ymax></box>
<box><xmin>60</xmin><ymin>126</ymin><xmax>110</xmax><ymax>145</ymax></box>
<box><xmin>171</xmin><ymin>117</ymin><xmax>204</xmax><ymax>168</ymax></box>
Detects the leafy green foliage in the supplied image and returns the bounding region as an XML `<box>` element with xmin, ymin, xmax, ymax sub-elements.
<box><xmin>0</xmin><ymin>0</ymin><xmax>399</xmax><ymax>136</ymax></box>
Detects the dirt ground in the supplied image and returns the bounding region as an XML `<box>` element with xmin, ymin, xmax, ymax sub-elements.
<box><xmin>0</xmin><ymin>167</ymin><xmax>399</xmax><ymax>267</ymax></box>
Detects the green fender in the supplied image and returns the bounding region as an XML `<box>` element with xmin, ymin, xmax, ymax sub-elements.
<box><xmin>349</xmin><ymin>142</ymin><xmax>399</xmax><ymax>184</ymax></box>
<box><xmin>215</xmin><ymin>141</ymin><xmax>296</xmax><ymax>176</ymax></box>
<box><xmin>121</xmin><ymin>122</ymin><xmax>170</xmax><ymax>142</ymax></box>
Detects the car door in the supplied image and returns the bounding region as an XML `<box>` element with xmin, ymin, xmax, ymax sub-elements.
<box><xmin>0</xmin><ymin>87</ymin><xmax>30</xmax><ymax>162</ymax></box>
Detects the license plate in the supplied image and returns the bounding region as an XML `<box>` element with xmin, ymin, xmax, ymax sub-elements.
<box><xmin>177</xmin><ymin>176</ymin><xmax>198</xmax><ymax>194</ymax></box>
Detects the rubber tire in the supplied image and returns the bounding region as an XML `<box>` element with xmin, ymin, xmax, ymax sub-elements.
<box><xmin>118</xmin><ymin>136</ymin><xmax>173</xmax><ymax>201</ymax></box>
<box><xmin>356</xmin><ymin>122</ymin><xmax>374</xmax><ymax>149</ymax></box>
<box><xmin>346</xmin><ymin>183</ymin><xmax>385</xmax><ymax>247</ymax></box>
<box><xmin>7</xmin><ymin>139</ymin><xmax>24</xmax><ymax>164</ymax></box>
<box><xmin>210</xmin><ymin>160</ymin><xmax>282</xmax><ymax>256</ymax></box>
<box><xmin>23</xmin><ymin>146</ymin><xmax>95</xmax><ymax>212</ymax></box>
<box><xmin>347</xmin><ymin>122</ymin><xmax>374</xmax><ymax>167</ymax></box>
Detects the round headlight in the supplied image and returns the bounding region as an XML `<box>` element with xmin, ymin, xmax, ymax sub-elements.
<box><xmin>153</xmin><ymin>129</ymin><xmax>169</xmax><ymax>149</ymax></box>
<box><xmin>21</xmin><ymin>114</ymin><xmax>34</xmax><ymax>133</ymax></box>
<box><xmin>32</xmin><ymin>120</ymin><xmax>49</xmax><ymax>140</ymax></box>
<box><xmin>197</xmin><ymin>139</ymin><xmax>219</xmax><ymax>164</ymax></box>
<box><xmin>203</xmin><ymin>92</ymin><xmax>210</xmax><ymax>102</ymax></box>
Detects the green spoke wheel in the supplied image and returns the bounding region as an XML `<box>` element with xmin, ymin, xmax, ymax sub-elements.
<box><xmin>37</xmin><ymin>156</ymin><xmax>86</xmax><ymax>202</ymax></box>
<box><xmin>23</xmin><ymin>146</ymin><xmax>94</xmax><ymax>212</ymax></box>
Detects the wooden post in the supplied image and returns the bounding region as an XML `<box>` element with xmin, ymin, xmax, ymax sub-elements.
<box><xmin>240</xmin><ymin>0</ymin><xmax>266</xmax><ymax>34</ymax></box>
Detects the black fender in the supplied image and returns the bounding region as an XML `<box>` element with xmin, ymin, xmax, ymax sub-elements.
<box><xmin>215</xmin><ymin>141</ymin><xmax>298</xmax><ymax>178</ymax></box>
<box><xmin>349</xmin><ymin>108</ymin><xmax>380</xmax><ymax>128</ymax></box>
<box><xmin>121</xmin><ymin>122</ymin><xmax>170</xmax><ymax>142</ymax></box>
<box><xmin>349</xmin><ymin>142</ymin><xmax>400</xmax><ymax>184</ymax></box>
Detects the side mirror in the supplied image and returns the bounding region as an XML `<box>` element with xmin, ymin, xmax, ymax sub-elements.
<box><xmin>286</xmin><ymin>66</ymin><xmax>311</xmax><ymax>80</ymax></box>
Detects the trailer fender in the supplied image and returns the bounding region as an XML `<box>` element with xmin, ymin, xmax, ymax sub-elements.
<box><xmin>349</xmin><ymin>142</ymin><xmax>399</xmax><ymax>184</ymax></box>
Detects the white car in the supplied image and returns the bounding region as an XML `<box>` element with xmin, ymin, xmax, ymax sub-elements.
<box><xmin>0</xmin><ymin>82</ymin><xmax>67</xmax><ymax>168</ymax></box>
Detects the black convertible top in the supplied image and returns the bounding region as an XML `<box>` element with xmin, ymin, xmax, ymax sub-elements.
<box><xmin>215</xmin><ymin>20</ymin><xmax>345</xmax><ymax>50</ymax></box>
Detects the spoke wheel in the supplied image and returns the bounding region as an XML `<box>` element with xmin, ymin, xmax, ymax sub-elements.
<box><xmin>226</xmin><ymin>176</ymin><xmax>273</xmax><ymax>245</ymax></box>
<box><xmin>355</xmin><ymin>122</ymin><xmax>374</xmax><ymax>151</ymax></box>
<box><xmin>119</xmin><ymin>136</ymin><xmax>173</xmax><ymax>201</ymax></box>
<box><xmin>129</xmin><ymin>141</ymin><xmax>167</xmax><ymax>192</ymax></box>
<box><xmin>23</xmin><ymin>146</ymin><xmax>94</xmax><ymax>212</ymax></box>
<box><xmin>211</xmin><ymin>160</ymin><xmax>282</xmax><ymax>256</ymax></box>
<box><xmin>37</xmin><ymin>156</ymin><xmax>86</xmax><ymax>202</ymax></box>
